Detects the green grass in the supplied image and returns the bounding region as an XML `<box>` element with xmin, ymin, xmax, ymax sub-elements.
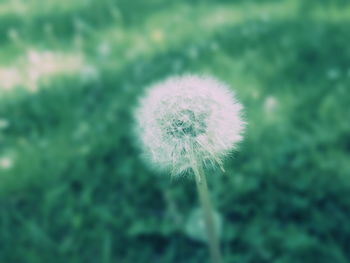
<box><xmin>1</xmin><ymin>0</ymin><xmax>350</xmax><ymax>262</ymax></box>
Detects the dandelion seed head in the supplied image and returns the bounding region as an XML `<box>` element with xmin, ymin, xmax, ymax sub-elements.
<box><xmin>135</xmin><ymin>74</ymin><xmax>245</xmax><ymax>175</ymax></box>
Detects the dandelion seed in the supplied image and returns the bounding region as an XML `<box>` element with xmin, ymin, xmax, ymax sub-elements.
<box><xmin>135</xmin><ymin>74</ymin><xmax>245</xmax><ymax>175</ymax></box>
<box><xmin>135</xmin><ymin>74</ymin><xmax>245</xmax><ymax>263</ymax></box>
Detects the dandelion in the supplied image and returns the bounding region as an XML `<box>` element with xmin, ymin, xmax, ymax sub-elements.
<box><xmin>135</xmin><ymin>74</ymin><xmax>245</xmax><ymax>175</ymax></box>
<box><xmin>135</xmin><ymin>74</ymin><xmax>245</xmax><ymax>263</ymax></box>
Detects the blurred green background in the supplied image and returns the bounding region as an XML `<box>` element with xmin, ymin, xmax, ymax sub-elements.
<box><xmin>1</xmin><ymin>0</ymin><xmax>350</xmax><ymax>262</ymax></box>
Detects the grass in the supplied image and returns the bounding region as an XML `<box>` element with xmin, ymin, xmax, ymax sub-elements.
<box><xmin>1</xmin><ymin>0</ymin><xmax>350</xmax><ymax>262</ymax></box>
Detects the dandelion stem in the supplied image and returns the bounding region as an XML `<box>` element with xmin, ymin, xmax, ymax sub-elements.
<box><xmin>192</xmin><ymin>162</ymin><xmax>222</xmax><ymax>263</ymax></box>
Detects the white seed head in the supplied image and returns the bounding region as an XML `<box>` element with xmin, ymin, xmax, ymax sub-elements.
<box><xmin>134</xmin><ymin>74</ymin><xmax>245</xmax><ymax>175</ymax></box>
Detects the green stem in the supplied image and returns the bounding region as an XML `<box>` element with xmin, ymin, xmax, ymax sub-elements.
<box><xmin>192</xmin><ymin>162</ymin><xmax>223</xmax><ymax>263</ymax></box>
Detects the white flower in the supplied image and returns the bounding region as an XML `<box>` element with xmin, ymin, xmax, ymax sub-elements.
<box><xmin>135</xmin><ymin>74</ymin><xmax>245</xmax><ymax>175</ymax></box>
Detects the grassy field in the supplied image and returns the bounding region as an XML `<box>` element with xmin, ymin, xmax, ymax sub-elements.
<box><xmin>1</xmin><ymin>0</ymin><xmax>350</xmax><ymax>262</ymax></box>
